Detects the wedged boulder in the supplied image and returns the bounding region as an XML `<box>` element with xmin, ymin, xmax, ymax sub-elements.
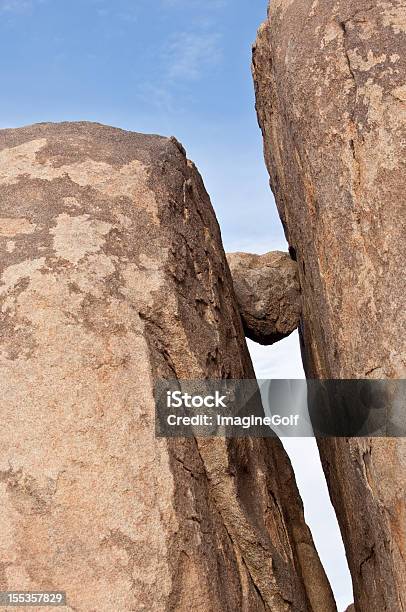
<box><xmin>253</xmin><ymin>2</ymin><xmax>406</xmax><ymax>611</ymax></box>
<box><xmin>227</xmin><ymin>251</ymin><xmax>301</xmax><ymax>345</ymax></box>
<box><xmin>0</xmin><ymin>122</ymin><xmax>335</xmax><ymax>611</ymax></box>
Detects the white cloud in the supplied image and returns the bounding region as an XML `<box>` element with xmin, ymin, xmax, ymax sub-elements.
<box><xmin>94</xmin><ymin>4</ymin><xmax>138</xmax><ymax>23</ymax></box>
<box><xmin>0</xmin><ymin>0</ymin><xmax>31</xmax><ymax>10</ymax></box>
<box><xmin>0</xmin><ymin>0</ymin><xmax>47</xmax><ymax>12</ymax></box>
<box><xmin>165</xmin><ymin>31</ymin><xmax>221</xmax><ymax>81</ymax></box>
<box><xmin>134</xmin><ymin>0</ymin><xmax>227</xmax><ymax>107</ymax></box>
<box><xmin>136</xmin><ymin>82</ymin><xmax>181</xmax><ymax>113</ymax></box>
<box><xmin>162</xmin><ymin>0</ymin><xmax>227</xmax><ymax>8</ymax></box>
<box><xmin>136</xmin><ymin>17</ymin><xmax>223</xmax><ymax>109</ymax></box>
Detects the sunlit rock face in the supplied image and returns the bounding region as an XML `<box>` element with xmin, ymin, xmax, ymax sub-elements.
<box><xmin>227</xmin><ymin>251</ymin><xmax>301</xmax><ymax>345</ymax></box>
<box><xmin>253</xmin><ymin>2</ymin><xmax>406</xmax><ymax>610</ymax></box>
<box><xmin>0</xmin><ymin>122</ymin><xmax>335</xmax><ymax>611</ymax></box>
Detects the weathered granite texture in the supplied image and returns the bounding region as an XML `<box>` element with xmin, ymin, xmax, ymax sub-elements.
<box><xmin>253</xmin><ymin>2</ymin><xmax>406</xmax><ymax>611</ymax></box>
<box><xmin>227</xmin><ymin>251</ymin><xmax>301</xmax><ymax>345</ymax></box>
<box><xmin>0</xmin><ymin>123</ymin><xmax>335</xmax><ymax>611</ymax></box>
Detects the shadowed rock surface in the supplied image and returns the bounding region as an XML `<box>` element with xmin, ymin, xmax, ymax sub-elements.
<box><xmin>0</xmin><ymin>122</ymin><xmax>336</xmax><ymax>611</ymax></box>
<box><xmin>253</xmin><ymin>2</ymin><xmax>406</xmax><ymax>611</ymax></box>
<box><xmin>227</xmin><ymin>251</ymin><xmax>301</xmax><ymax>345</ymax></box>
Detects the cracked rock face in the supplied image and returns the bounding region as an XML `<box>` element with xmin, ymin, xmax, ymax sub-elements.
<box><xmin>253</xmin><ymin>2</ymin><xmax>406</xmax><ymax>611</ymax></box>
<box><xmin>227</xmin><ymin>251</ymin><xmax>301</xmax><ymax>345</ymax></box>
<box><xmin>0</xmin><ymin>122</ymin><xmax>335</xmax><ymax>611</ymax></box>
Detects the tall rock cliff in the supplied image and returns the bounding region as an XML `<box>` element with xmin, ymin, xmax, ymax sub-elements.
<box><xmin>0</xmin><ymin>122</ymin><xmax>335</xmax><ymax>611</ymax></box>
<box><xmin>253</xmin><ymin>2</ymin><xmax>406</xmax><ymax>610</ymax></box>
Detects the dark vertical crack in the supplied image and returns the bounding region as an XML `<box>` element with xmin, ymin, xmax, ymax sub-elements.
<box><xmin>339</xmin><ymin>19</ymin><xmax>362</xmax><ymax>195</ymax></box>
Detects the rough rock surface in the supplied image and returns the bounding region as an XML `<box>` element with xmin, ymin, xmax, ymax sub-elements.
<box><xmin>0</xmin><ymin>122</ymin><xmax>336</xmax><ymax>611</ymax></box>
<box><xmin>253</xmin><ymin>2</ymin><xmax>406</xmax><ymax>611</ymax></box>
<box><xmin>226</xmin><ymin>251</ymin><xmax>301</xmax><ymax>345</ymax></box>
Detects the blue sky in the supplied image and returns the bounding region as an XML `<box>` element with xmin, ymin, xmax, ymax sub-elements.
<box><xmin>0</xmin><ymin>1</ymin><xmax>353</xmax><ymax>608</ymax></box>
